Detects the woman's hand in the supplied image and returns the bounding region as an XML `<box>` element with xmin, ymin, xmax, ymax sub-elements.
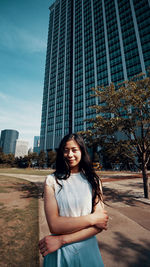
<box><xmin>38</xmin><ymin>235</ymin><xmax>63</xmax><ymax>257</ymax></box>
<box><xmin>92</xmin><ymin>202</ymin><xmax>109</xmax><ymax>230</ymax></box>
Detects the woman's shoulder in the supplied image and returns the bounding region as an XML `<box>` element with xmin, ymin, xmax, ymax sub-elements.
<box><xmin>45</xmin><ymin>173</ymin><xmax>56</xmax><ymax>188</ymax></box>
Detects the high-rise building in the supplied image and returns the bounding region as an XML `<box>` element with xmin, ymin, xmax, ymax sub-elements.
<box><xmin>33</xmin><ymin>136</ymin><xmax>40</xmax><ymax>154</ymax></box>
<box><xmin>15</xmin><ymin>140</ymin><xmax>29</xmax><ymax>158</ymax></box>
<box><xmin>40</xmin><ymin>0</ymin><xmax>150</xmax><ymax>152</ymax></box>
<box><xmin>0</xmin><ymin>129</ymin><xmax>19</xmax><ymax>154</ymax></box>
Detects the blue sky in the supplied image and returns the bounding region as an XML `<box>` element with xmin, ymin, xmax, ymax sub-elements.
<box><xmin>0</xmin><ymin>0</ymin><xmax>55</xmax><ymax>148</ymax></box>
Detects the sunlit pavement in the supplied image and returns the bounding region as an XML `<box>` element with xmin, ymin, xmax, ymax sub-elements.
<box><xmin>1</xmin><ymin>171</ymin><xmax>150</xmax><ymax>267</ymax></box>
<box><xmin>99</xmin><ymin>175</ymin><xmax>150</xmax><ymax>267</ymax></box>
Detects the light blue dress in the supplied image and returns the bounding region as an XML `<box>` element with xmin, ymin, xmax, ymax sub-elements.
<box><xmin>44</xmin><ymin>172</ymin><xmax>104</xmax><ymax>267</ymax></box>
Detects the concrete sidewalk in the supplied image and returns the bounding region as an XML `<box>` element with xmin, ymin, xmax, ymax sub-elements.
<box><xmin>99</xmin><ymin>178</ymin><xmax>150</xmax><ymax>267</ymax></box>
<box><xmin>1</xmin><ymin>172</ymin><xmax>150</xmax><ymax>266</ymax></box>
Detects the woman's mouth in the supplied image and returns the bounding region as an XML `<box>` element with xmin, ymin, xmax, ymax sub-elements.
<box><xmin>68</xmin><ymin>160</ymin><xmax>75</xmax><ymax>163</ymax></box>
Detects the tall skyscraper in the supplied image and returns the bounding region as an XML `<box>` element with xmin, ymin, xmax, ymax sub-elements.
<box><xmin>40</xmin><ymin>0</ymin><xmax>150</xmax><ymax>152</ymax></box>
<box><xmin>33</xmin><ymin>136</ymin><xmax>40</xmax><ymax>154</ymax></box>
<box><xmin>0</xmin><ymin>129</ymin><xmax>19</xmax><ymax>155</ymax></box>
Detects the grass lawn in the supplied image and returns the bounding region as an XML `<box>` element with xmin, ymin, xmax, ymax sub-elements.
<box><xmin>0</xmin><ymin>175</ymin><xmax>39</xmax><ymax>267</ymax></box>
<box><xmin>0</xmin><ymin>167</ymin><xmax>142</xmax><ymax>177</ymax></box>
<box><xmin>0</xmin><ymin>167</ymin><xmax>54</xmax><ymax>176</ymax></box>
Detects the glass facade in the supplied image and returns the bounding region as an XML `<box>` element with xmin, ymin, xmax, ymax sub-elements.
<box><xmin>0</xmin><ymin>129</ymin><xmax>19</xmax><ymax>155</ymax></box>
<box><xmin>33</xmin><ymin>136</ymin><xmax>40</xmax><ymax>154</ymax></box>
<box><xmin>40</xmin><ymin>0</ymin><xmax>150</xmax><ymax>151</ymax></box>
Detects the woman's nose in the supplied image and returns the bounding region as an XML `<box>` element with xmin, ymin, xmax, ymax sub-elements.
<box><xmin>68</xmin><ymin>150</ymin><xmax>73</xmax><ymax>157</ymax></box>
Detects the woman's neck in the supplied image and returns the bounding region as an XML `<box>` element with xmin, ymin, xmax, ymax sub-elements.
<box><xmin>70</xmin><ymin>166</ymin><xmax>80</xmax><ymax>174</ymax></box>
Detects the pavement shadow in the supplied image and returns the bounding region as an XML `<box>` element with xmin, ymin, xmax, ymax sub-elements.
<box><xmin>103</xmin><ymin>187</ymin><xmax>137</xmax><ymax>206</ymax></box>
<box><xmin>99</xmin><ymin>232</ymin><xmax>150</xmax><ymax>267</ymax></box>
<box><xmin>10</xmin><ymin>182</ymin><xmax>44</xmax><ymax>199</ymax></box>
<box><xmin>120</xmin><ymin>181</ymin><xmax>144</xmax><ymax>189</ymax></box>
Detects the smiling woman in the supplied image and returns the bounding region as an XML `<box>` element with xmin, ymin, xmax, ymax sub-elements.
<box><xmin>63</xmin><ymin>139</ymin><xmax>82</xmax><ymax>173</ymax></box>
<box><xmin>39</xmin><ymin>133</ymin><xmax>108</xmax><ymax>267</ymax></box>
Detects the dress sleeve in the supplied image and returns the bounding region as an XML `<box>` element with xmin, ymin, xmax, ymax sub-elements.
<box><xmin>45</xmin><ymin>174</ymin><xmax>55</xmax><ymax>190</ymax></box>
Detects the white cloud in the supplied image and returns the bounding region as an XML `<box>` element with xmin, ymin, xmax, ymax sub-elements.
<box><xmin>0</xmin><ymin>17</ymin><xmax>47</xmax><ymax>53</ymax></box>
<box><xmin>0</xmin><ymin>92</ymin><xmax>7</xmax><ymax>100</ymax></box>
<box><xmin>0</xmin><ymin>93</ymin><xmax>42</xmax><ymax>147</ymax></box>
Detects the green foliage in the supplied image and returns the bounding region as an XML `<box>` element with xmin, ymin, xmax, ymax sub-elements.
<box><xmin>82</xmin><ymin>71</ymin><xmax>150</xmax><ymax>197</ymax></box>
<box><xmin>0</xmin><ymin>149</ymin><xmax>51</xmax><ymax>170</ymax></box>
<box><xmin>101</xmin><ymin>140</ymin><xmax>136</xmax><ymax>170</ymax></box>
<box><xmin>89</xmin><ymin>72</ymin><xmax>150</xmax><ymax>168</ymax></box>
<box><xmin>0</xmin><ymin>149</ymin><xmax>5</xmax><ymax>164</ymax></box>
<box><xmin>47</xmin><ymin>150</ymin><xmax>56</xmax><ymax>168</ymax></box>
<box><xmin>0</xmin><ymin>150</ymin><xmax>15</xmax><ymax>167</ymax></box>
<box><xmin>37</xmin><ymin>150</ymin><xmax>46</xmax><ymax>168</ymax></box>
<box><xmin>14</xmin><ymin>153</ymin><xmax>39</xmax><ymax>168</ymax></box>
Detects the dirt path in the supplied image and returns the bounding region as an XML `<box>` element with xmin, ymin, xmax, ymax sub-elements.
<box><xmin>0</xmin><ymin>172</ymin><xmax>46</xmax><ymax>266</ymax></box>
<box><xmin>0</xmin><ymin>175</ymin><xmax>39</xmax><ymax>266</ymax></box>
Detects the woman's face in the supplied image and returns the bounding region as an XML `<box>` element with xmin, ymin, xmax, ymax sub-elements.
<box><xmin>63</xmin><ymin>139</ymin><xmax>82</xmax><ymax>173</ymax></box>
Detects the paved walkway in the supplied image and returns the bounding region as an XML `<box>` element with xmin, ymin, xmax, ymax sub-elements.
<box><xmin>100</xmin><ymin>178</ymin><xmax>150</xmax><ymax>267</ymax></box>
<box><xmin>1</xmin><ymin>172</ymin><xmax>150</xmax><ymax>267</ymax></box>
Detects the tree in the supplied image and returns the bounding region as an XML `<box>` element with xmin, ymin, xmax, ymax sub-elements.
<box><xmin>101</xmin><ymin>139</ymin><xmax>136</xmax><ymax>171</ymax></box>
<box><xmin>38</xmin><ymin>151</ymin><xmax>46</xmax><ymax>168</ymax></box>
<box><xmin>47</xmin><ymin>150</ymin><xmax>56</xmax><ymax>168</ymax></box>
<box><xmin>0</xmin><ymin>148</ymin><xmax>5</xmax><ymax>164</ymax></box>
<box><xmin>27</xmin><ymin>152</ymin><xmax>38</xmax><ymax>167</ymax></box>
<box><xmin>85</xmin><ymin>72</ymin><xmax>150</xmax><ymax>198</ymax></box>
<box><xmin>15</xmin><ymin>156</ymin><xmax>29</xmax><ymax>168</ymax></box>
<box><xmin>5</xmin><ymin>154</ymin><xmax>15</xmax><ymax>167</ymax></box>
<box><xmin>0</xmin><ymin>148</ymin><xmax>15</xmax><ymax>167</ymax></box>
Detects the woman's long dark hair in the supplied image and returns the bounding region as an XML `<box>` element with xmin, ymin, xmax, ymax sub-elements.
<box><xmin>54</xmin><ymin>133</ymin><xmax>103</xmax><ymax>209</ymax></box>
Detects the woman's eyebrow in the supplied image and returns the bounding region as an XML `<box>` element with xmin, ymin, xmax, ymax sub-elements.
<box><xmin>64</xmin><ymin>146</ymin><xmax>79</xmax><ymax>149</ymax></box>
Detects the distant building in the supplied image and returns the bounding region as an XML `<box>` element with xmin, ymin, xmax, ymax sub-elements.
<box><xmin>0</xmin><ymin>129</ymin><xmax>19</xmax><ymax>154</ymax></box>
<box><xmin>28</xmin><ymin>147</ymin><xmax>33</xmax><ymax>154</ymax></box>
<box><xmin>40</xmin><ymin>0</ymin><xmax>150</xmax><ymax>151</ymax></box>
<box><xmin>15</xmin><ymin>140</ymin><xmax>29</xmax><ymax>158</ymax></box>
<box><xmin>33</xmin><ymin>136</ymin><xmax>40</xmax><ymax>154</ymax></box>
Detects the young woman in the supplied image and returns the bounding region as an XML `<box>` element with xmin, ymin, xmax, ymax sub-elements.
<box><xmin>39</xmin><ymin>133</ymin><xmax>108</xmax><ymax>267</ymax></box>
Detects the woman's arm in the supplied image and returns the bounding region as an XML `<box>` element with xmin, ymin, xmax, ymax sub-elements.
<box><xmin>39</xmin><ymin>225</ymin><xmax>102</xmax><ymax>257</ymax></box>
<box><xmin>44</xmin><ymin>184</ymin><xmax>108</xmax><ymax>235</ymax></box>
<box><xmin>39</xmin><ymin>203</ymin><xmax>106</xmax><ymax>257</ymax></box>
